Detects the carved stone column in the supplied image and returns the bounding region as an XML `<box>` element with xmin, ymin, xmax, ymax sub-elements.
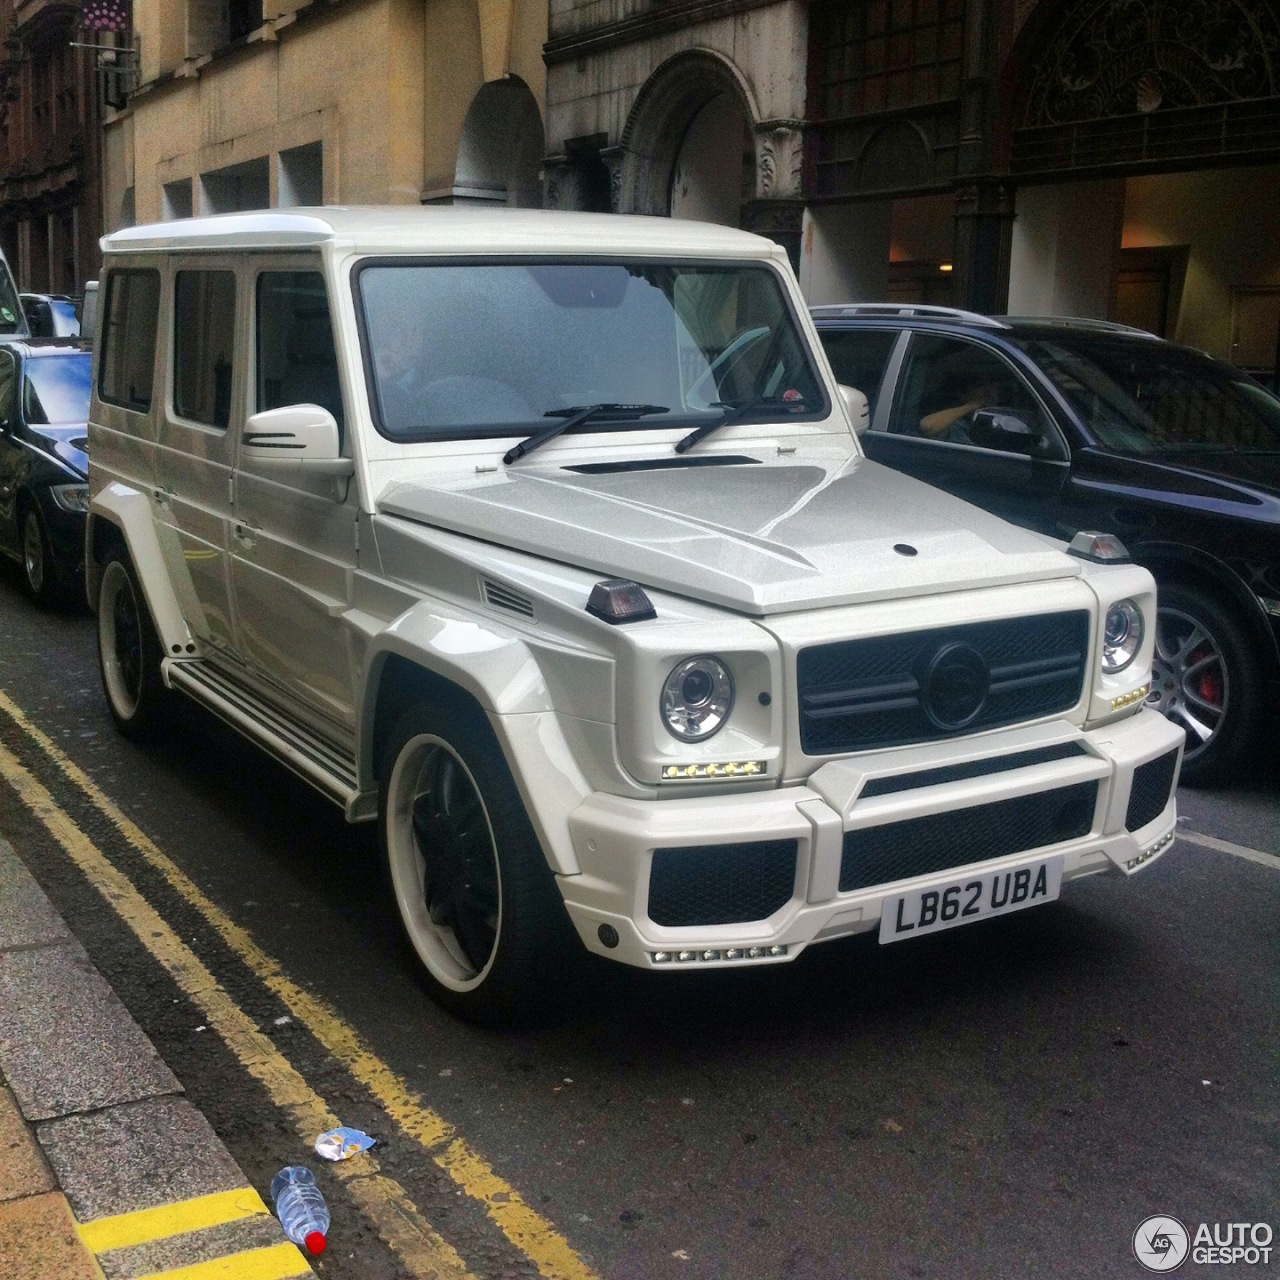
<box><xmin>744</xmin><ymin>120</ymin><xmax>805</xmax><ymax>270</ymax></box>
<box><xmin>753</xmin><ymin>120</ymin><xmax>805</xmax><ymax>201</ymax></box>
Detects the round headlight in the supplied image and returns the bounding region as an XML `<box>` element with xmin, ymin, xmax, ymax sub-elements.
<box><xmin>661</xmin><ymin>656</ymin><xmax>734</xmax><ymax>741</ymax></box>
<box><xmin>1102</xmin><ymin>598</ymin><xmax>1144</xmax><ymax>673</ymax></box>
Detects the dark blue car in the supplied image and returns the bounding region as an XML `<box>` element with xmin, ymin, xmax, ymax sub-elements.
<box><xmin>0</xmin><ymin>338</ymin><xmax>92</xmax><ymax>604</ymax></box>
<box><xmin>812</xmin><ymin>304</ymin><xmax>1280</xmax><ymax>786</ymax></box>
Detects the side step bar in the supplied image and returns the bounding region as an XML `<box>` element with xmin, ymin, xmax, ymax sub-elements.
<box><xmin>164</xmin><ymin>658</ymin><xmax>366</xmax><ymax>817</ymax></box>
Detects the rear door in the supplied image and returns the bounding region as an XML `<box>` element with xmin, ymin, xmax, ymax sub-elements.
<box><xmin>154</xmin><ymin>263</ymin><xmax>240</xmax><ymax>653</ymax></box>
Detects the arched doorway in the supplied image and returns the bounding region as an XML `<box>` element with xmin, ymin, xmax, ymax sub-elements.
<box><xmin>619</xmin><ymin>51</ymin><xmax>757</xmax><ymax>222</ymax></box>
<box><xmin>454</xmin><ymin>78</ymin><xmax>545</xmax><ymax>207</ymax></box>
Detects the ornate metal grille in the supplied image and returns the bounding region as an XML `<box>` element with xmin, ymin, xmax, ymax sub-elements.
<box><xmin>1014</xmin><ymin>0</ymin><xmax>1280</xmax><ymax>173</ymax></box>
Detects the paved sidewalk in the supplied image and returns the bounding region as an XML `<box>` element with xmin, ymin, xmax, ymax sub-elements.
<box><xmin>0</xmin><ymin>838</ymin><xmax>314</xmax><ymax>1280</ymax></box>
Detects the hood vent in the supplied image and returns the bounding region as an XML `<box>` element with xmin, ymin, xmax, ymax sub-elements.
<box><xmin>482</xmin><ymin>579</ymin><xmax>536</xmax><ymax>618</ymax></box>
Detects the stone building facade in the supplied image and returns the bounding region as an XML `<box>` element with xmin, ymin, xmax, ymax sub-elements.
<box><xmin>0</xmin><ymin>0</ymin><xmax>110</xmax><ymax>294</ymax></box>
<box><xmin>543</xmin><ymin>0</ymin><xmax>1280</xmax><ymax>370</ymax></box>
<box><xmin>103</xmin><ymin>0</ymin><xmax>548</xmax><ymax>230</ymax></box>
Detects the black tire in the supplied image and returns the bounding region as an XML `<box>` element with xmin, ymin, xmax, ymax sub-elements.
<box><xmin>1148</xmin><ymin>582</ymin><xmax>1264</xmax><ymax>786</ymax></box>
<box><xmin>20</xmin><ymin>503</ymin><xmax>58</xmax><ymax>603</ymax></box>
<box><xmin>377</xmin><ymin>701</ymin><xmax>576</xmax><ymax>1026</ymax></box>
<box><xmin>96</xmin><ymin>551</ymin><xmax>174</xmax><ymax>740</ymax></box>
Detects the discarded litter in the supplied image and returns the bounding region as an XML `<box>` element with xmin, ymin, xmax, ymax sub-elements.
<box><xmin>314</xmin><ymin>1126</ymin><xmax>376</xmax><ymax>1162</ymax></box>
<box><xmin>270</xmin><ymin>1165</ymin><xmax>330</xmax><ymax>1255</ymax></box>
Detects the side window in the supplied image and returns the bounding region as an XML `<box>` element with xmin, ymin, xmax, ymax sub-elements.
<box><xmin>817</xmin><ymin>328</ymin><xmax>898</xmax><ymax>419</ymax></box>
<box><xmin>890</xmin><ymin>334</ymin><xmax>1050</xmax><ymax>450</ymax></box>
<box><xmin>99</xmin><ymin>268</ymin><xmax>160</xmax><ymax>412</ymax></box>
<box><xmin>255</xmin><ymin>271</ymin><xmax>344</xmax><ymax>438</ymax></box>
<box><xmin>0</xmin><ymin>350</ymin><xmax>15</xmax><ymax>422</ymax></box>
<box><xmin>174</xmin><ymin>270</ymin><xmax>236</xmax><ymax>429</ymax></box>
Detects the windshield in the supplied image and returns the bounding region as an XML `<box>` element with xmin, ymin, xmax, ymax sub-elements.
<box><xmin>357</xmin><ymin>260</ymin><xmax>826</xmax><ymax>441</ymax></box>
<box><xmin>1013</xmin><ymin>334</ymin><xmax>1280</xmax><ymax>453</ymax></box>
<box><xmin>24</xmin><ymin>352</ymin><xmax>93</xmax><ymax>425</ymax></box>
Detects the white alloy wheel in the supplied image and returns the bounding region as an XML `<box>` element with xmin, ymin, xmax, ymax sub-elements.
<box><xmin>383</xmin><ymin>731</ymin><xmax>503</xmax><ymax>992</ymax></box>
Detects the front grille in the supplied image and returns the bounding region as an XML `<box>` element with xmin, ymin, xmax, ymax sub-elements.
<box><xmin>839</xmin><ymin>782</ymin><xmax>1098</xmax><ymax>892</ymax></box>
<box><xmin>648</xmin><ymin>840</ymin><xmax>798</xmax><ymax>927</ymax></box>
<box><xmin>798</xmin><ymin>612</ymin><xmax>1089</xmax><ymax>755</ymax></box>
<box><xmin>860</xmin><ymin>742</ymin><xmax>1088</xmax><ymax>798</ymax></box>
<box><xmin>1126</xmin><ymin>750</ymin><xmax>1179</xmax><ymax>831</ymax></box>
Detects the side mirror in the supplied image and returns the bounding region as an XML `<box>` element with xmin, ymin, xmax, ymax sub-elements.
<box><xmin>970</xmin><ymin>408</ymin><xmax>1041</xmax><ymax>454</ymax></box>
<box><xmin>838</xmin><ymin>384</ymin><xmax>870</xmax><ymax>436</ymax></box>
<box><xmin>242</xmin><ymin>404</ymin><xmax>354</xmax><ymax>478</ymax></box>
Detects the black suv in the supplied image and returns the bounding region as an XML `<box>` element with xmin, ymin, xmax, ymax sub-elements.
<box><xmin>0</xmin><ymin>337</ymin><xmax>91</xmax><ymax>603</ymax></box>
<box><xmin>812</xmin><ymin>304</ymin><xmax>1280</xmax><ymax>785</ymax></box>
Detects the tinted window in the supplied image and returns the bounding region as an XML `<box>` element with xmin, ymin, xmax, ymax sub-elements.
<box><xmin>0</xmin><ymin>258</ymin><xmax>23</xmax><ymax>334</ymax></box>
<box><xmin>358</xmin><ymin>261</ymin><xmax>826</xmax><ymax>440</ymax></box>
<box><xmin>99</xmin><ymin>269</ymin><xmax>160</xmax><ymax>411</ymax></box>
<box><xmin>890</xmin><ymin>333</ymin><xmax>1050</xmax><ymax>447</ymax></box>
<box><xmin>817</xmin><ymin>328</ymin><xmax>897</xmax><ymax>417</ymax></box>
<box><xmin>256</xmin><ymin>271</ymin><xmax>343</xmax><ymax>437</ymax></box>
<box><xmin>0</xmin><ymin>350</ymin><xmax>14</xmax><ymax>421</ymax></box>
<box><xmin>174</xmin><ymin>270</ymin><xmax>236</xmax><ymax>429</ymax></box>
<box><xmin>24</xmin><ymin>352</ymin><xmax>92</xmax><ymax>424</ymax></box>
<box><xmin>1014</xmin><ymin>335</ymin><xmax>1280</xmax><ymax>453</ymax></box>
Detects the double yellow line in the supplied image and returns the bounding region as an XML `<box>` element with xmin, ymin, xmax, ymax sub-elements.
<box><xmin>0</xmin><ymin>690</ymin><xmax>598</xmax><ymax>1280</ymax></box>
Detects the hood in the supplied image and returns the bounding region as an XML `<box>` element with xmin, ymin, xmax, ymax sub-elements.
<box><xmin>379</xmin><ymin>453</ymin><xmax>1080</xmax><ymax>615</ymax></box>
<box><xmin>30</xmin><ymin>424</ymin><xmax>88</xmax><ymax>477</ymax></box>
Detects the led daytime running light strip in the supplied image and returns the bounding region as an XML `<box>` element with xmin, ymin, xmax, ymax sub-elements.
<box><xmin>651</xmin><ymin>944</ymin><xmax>789</xmax><ymax>964</ymax></box>
<box><xmin>1125</xmin><ymin>829</ymin><xmax>1173</xmax><ymax>871</ymax></box>
<box><xmin>661</xmin><ymin>760</ymin><xmax>765</xmax><ymax>780</ymax></box>
<box><xmin>1110</xmin><ymin>683</ymin><xmax>1150</xmax><ymax>712</ymax></box>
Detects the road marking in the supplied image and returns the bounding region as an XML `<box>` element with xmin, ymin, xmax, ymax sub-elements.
<box><xmin>0</xmin><ymin>738</ymin><xmax>474</xmax><ymax>1280</ymax></box>
<box><xmin>0</xmin><ymin>691</ymin><xmax>600</xmax><ymax>1280</ymax></box>
<box><xmin>132</xmin><ymin>1242</ymin><xmax>313</xmax><ymax>1280</ymax></box>
<box><xmin>77</xmin><ymin>1187</ymin><xmax>270</xmax><ymax>1252</ymax></box>
<box><xmin>1177</xmin><ymin>826</ymin><xmax>1280</xmax><ymax>871</ymax></box>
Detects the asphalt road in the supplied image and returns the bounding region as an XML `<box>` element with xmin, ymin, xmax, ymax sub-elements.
<box><xmin>0</xmin><ymin>567</ymin><xmax>1276</xmax><ymax>1280</ymax></box>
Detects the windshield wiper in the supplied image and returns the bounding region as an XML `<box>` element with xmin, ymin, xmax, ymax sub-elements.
<box><xmin>675</xmin><ymin>323</ymin><xmax>793</xmax><ymax>455</ymax></box>
<box><xmin>503</xmin><ymin>403</ymin><xmax>669</xmax><ymax>465</ymax></box>
<box><xmin>675</xmin><ymin>393</ymin><xmax>807</xmax><ymax>455</ymax></box>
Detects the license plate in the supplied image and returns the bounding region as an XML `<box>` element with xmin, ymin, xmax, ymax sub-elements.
<box><xmin>879</xmin><ymin>856</ymin><xmax>1063</xmax><ymax>944</ymax></box>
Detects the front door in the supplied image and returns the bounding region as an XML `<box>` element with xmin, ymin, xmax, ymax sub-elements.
<box><xmin>862</xmin><ymin>332</ymin><xmax>1071</xmax><ymax>535</ymax></box>
<box><xmin>230</xmin><ymin>265</ymin><xmax>359</xmax><ymax>730</ymax></box>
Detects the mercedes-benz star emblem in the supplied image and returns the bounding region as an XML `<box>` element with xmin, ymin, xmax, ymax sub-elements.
<box><xmin>922</xmin><ymin>641</ymin><xmax>991</xmax><ymax>730</ymax></box>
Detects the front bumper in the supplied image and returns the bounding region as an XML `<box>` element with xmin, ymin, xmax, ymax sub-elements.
<box><xmin>559</xmin><ymin>707</ymin><xmax>1184</xmax><ymax>969</ymax></box>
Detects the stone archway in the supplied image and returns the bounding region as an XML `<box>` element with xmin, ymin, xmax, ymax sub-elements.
<box><xmin>618</xmin><ymin>50</ymin><xmax>760</xmax><ymax>218</ymax></box>
<box><xmin>455</xmin><ymin>77</ymin><xmax>545</xmax><ymax>207</ymax></box>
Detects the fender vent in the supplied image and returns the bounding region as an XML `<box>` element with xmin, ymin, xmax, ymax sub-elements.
<box><xmin>482</xmin><ymin>579</ymin><xmax>535</xmax><ymax>618</ymax></box>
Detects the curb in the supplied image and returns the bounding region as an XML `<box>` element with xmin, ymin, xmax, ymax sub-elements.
<box><xmin>0</xmin><ymin>837</ymin><xmax>315</xmax><ymax>1280</ymax></box>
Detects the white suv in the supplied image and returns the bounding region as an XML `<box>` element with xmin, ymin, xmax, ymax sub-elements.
<box><xmin>86</xmin><ymin>208</ymin><xmax>1183</xmax><ymax>1023</ymax></box>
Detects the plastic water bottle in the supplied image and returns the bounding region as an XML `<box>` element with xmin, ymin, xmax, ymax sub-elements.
<box><xmin>270</xmin><ymin>1165</ymin><xmax>330</xmax><ymax>1255</ymax></box>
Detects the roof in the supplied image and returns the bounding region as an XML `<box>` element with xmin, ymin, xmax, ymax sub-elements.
<box><xmin>100</xmin><ymin>207</ymin><xmax>786</xmax><ymax>261</ymax></box>
<box><xmin>0</xmin><ymin>335</ymin><xmax>90</xmax><ymax>355</ymax></box>
<box><xmin>808</xmin><ymin>303</ymin><xmax>1161</xmax><ymax>341</ymax></box>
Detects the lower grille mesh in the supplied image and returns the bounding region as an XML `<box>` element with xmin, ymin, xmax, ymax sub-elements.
<box><xmin>840</xmin><ymin>782</ymin><xmax>1098</xmax><ymax>892</ymax></box>
<box><xmin>1126</xmin><ymin>750</ymin><xmax>1179</xmax><ymax>831</ymax></box>
<box><xmin>648</xmin><ymin>840</ymin><xmax>798</xmax><ymax>927</ymax></box>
